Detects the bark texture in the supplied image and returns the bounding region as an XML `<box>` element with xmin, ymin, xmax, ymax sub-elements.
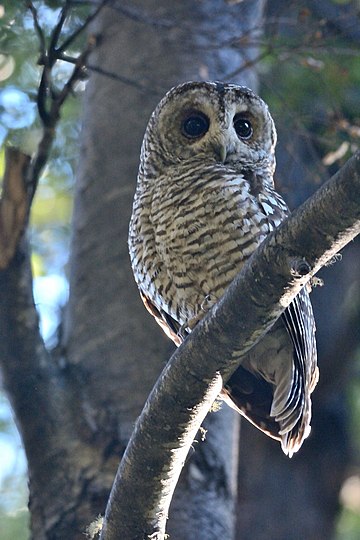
<box><xmin>64</xmin><ymin>2</ymin><xmax>265</xmax><ymax>539</ymax></box>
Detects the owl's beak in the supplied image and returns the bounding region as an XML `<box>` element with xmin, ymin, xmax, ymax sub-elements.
<box><xmin>219</xmin><ymin>145</ymin><xmax>227</xmax><ymax>163</ymax></box>
<box><xmin>213</xmin><ymin>143</ymin><xmax>227</xmax><ymax>163</ymax></box>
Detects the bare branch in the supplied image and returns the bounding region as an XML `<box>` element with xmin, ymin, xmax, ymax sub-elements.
<box><xmin>224</xmin><ymin>48</ymin><xmax>272</xmax><ymax>79</ymax></box>
<box><xmin>24</xmin><ymin>0</ymin><xmax>107</xmax><ymax>209</ymax></box>
<box><xmin>100</xmin><ymin>153</ymin><xmax>360</xmax><ymax>540</ymax></box>
<box><xmin>56</xmin><ymin>0</ymin><xmax>112</xmax><ymax>55</ymax></box>
<box><xmin>25</xmin><ymin>126</ymin><xmax>56</xmax><ymax>206</ymax></box>
<box><xmin>51</xmin><ymin>35</ymin><xmax>97</xmax><ymax>115</ymax></box>
<box><xmin>86</xmin><ymin>63</ymin><xmax>163</xmax><ymax>96</ymax></box>
<box><xmin>37</xmin><ymin>66</ymin><xmax>53</xmax><ymax>126</ymax></box>
<box><xmin>48</xmin><ymin>0</ymin><xmax>72</xmax><ymax>57</ymax></box>
<box><xmin>26</xmin><ymin>1</ymin><xmax>47</xmax><ymax>60</ymax></box>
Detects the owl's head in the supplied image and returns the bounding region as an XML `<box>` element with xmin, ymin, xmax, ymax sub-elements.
<box><xmin>142</xmin><ymin>81</ymin><xmax>277</xmax><ymax>174</ymax></box>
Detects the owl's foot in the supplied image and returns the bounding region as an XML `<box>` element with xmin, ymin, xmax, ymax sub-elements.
<box><xmin>178</xmin><ymin>315</ymin><xmax>201</xmax><ymax>339</ymax></box>
<box><xmin>200</xmin><ymin>293</ymin><xmax>216</xmax><ymax>313</ymax></box>
<box><xmin>178</xmin><ymin>294</ymin><xmax>217</xmax><ymax>338</ymax></box>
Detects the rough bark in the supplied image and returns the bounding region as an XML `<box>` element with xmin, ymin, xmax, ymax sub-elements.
<box><xmin>0</xmin><ymin>243</ymin><xmax>102</xmax><ymax>539</ymax></box>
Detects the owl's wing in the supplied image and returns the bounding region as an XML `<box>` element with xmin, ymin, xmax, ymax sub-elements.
<box><xmin>223</xmin><ymin>287</ymin><xmax>318</xmax><ymax>456</ymax></box>
<box><xmin>141</xmin><ymin>288</ymin><xmax>286</xmax><ymax>444</ymax></box>
<box><xmin>282</xmin><ymin>288</ymin><xmax>318</xmax><ymax>393</ymax></box>
<box><xmin>221</xmin><ymin>366</ymin><xmax>281</xmax><ymax>441</ymax></box>
<box><xmin>278</xmin><ymin>287</ymin><xmax>318</xmax><ymax>453</ymax></box>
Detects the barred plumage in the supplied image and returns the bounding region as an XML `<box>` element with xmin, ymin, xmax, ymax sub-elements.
<box><xmin>128</xmin><ymin>81</ymin><xmax>318</xmax><ymax>457</ymax></box>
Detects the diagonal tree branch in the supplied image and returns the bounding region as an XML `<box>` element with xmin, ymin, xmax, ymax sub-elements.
<box><xmin>100</xmin><ymin>153</ymin><xmax>360</xmax><ymax>540</ymax></box>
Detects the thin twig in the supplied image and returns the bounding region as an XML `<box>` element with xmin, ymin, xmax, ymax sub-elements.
<box><xmin>48</xmin><ymin>0</ymin><xmax>72</xmax><ymax>60</ymax></box>
<box><xmin>56</xmin><ymin>0</ymin><xmax>112</xmax><ymax>55</ymax></box>
<box><xmin>24</xmin><ymin>0</ymin><xmax>109</xmax><ymax>208</ymax></box>
<box><xmin>56</xmin><ymin>53</ymin><xmax>79</xmax><ymax>64</ymax></box>
<box><xmin>86</xmin><ymin>63</ymin><xmax>163</xmax><ymax>96</ymax></box>
<box><xmin>27</xmin><ymin>0</ymin><xmax>51</xmax><ymax>127</ymax></box>
<box><xmin>224</xmin><ymin>48</ymin><xmax>272</xmax><ymax>80</ymax></box>
<box><xmin>26</xmin><ymin>1</ymin><xmax>47</xmax><ymax>61</ymax></box>
<box><xmin>53</xmin><ymin>37</ymin><xmax>97</xmax><ymax>113</ymax></box>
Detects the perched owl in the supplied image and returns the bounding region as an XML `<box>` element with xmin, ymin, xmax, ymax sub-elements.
<box><xmin>128</xmin><ymin>81</ymin><xmax>318</xmax><ymax>457</ymax></box>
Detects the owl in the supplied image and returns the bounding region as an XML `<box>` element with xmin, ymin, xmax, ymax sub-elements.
<box><xmin>128</xmin><ymin>81</ymin><xmax>318</xmax><ymax>457</ymax></box>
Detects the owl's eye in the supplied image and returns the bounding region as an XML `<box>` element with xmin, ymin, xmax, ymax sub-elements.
<box><xmin>234</xmin><ymin>115</ymin><xmax>253</xmax><ymax>140</ymax></box>
<box><xmin>181</xmin><ymin>112</ymin><xmax>210</xmax><ymax>139</ymax></box>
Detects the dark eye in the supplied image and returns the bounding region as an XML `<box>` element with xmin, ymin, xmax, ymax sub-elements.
<box><xmin>234</xmin><ymin>115</ymin><xmax>253</xmax><ymax>140</ymax></box>
<box><xmin>181</xmin><ymin>112</ymin><xmax>209</xmax><ymax>139</ymax></box>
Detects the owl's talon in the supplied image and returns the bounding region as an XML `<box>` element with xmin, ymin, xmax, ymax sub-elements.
<box><xmin>179</xmin><ymin>314</ymin><xmax>202</xmax><ymax>336</ymax></box>
<box><xmin>178</xmin><ymin>323</ymin><xmax>190</xmax><ymax>340</ymax></box>
<box><xmin>200</xmin><ymin>294</ymin><xmax>216</xmax><ymax>312</ymax></box>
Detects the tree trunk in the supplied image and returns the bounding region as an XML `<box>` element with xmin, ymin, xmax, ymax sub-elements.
<box><xmin>64</xmin><ymin>3</ymin><xmax>265</xmax><ymax>537</ymax></box>
<box><xmin>0</xmin><ymin>1</ymin><xmax>263</xmax><ymax>538</ymax></box>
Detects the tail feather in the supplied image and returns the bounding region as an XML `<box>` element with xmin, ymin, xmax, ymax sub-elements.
<box><xmin>222</xmin><ymin>289</ymin><xmax>317</xmax><ymax>457</ymax></box>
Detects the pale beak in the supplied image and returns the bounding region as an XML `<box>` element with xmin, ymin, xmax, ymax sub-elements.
<box><xmin>211</xmin><ymin>141</ymin><xmax>227</xmax><ymax>163</ymax></box>
<box><xmin>219</xmin><ymin>144</ymin><xmax>227</xmax><ymax>163</ymax></box>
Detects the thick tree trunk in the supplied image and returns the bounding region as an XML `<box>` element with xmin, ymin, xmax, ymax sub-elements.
<box><xmin>62</xmin><ymin>1</ymin><xmax>264</xmax><ymax>538</ymax></box>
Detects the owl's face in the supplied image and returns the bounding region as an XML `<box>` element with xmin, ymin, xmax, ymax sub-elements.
<box><xmin>144</xmin><ymin>81</ymin><xmax>277</xmax><ymax>173</ymax></box>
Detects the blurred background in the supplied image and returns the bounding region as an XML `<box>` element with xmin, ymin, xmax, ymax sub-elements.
<box><xmin>0</xmin><ymin>1</ymin><xmax>359</xmax><ymax>538</ymax></box>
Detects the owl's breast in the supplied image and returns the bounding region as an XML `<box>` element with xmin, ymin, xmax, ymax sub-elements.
<box><xmin>147</xmin><ymin>171</ymin><xmax>282</xmax><ymax>324</ymax></box>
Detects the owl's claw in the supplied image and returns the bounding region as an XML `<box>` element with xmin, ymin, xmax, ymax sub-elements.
<box><xmin>178</xmin><ymin>322</ymin><xmax>190</xmax><ymax>340</ymax></box>
<box><xmin>178</xmin><ymin>294</ymin><xmax>217</xmax><ymax>338</ymax></box>
<box><xmin>200</xmin><ymin>294</ymin><xmax>216</xmax><ymax>312</ymax></box>
<box><xmin>178</xmin><ymin>315</ymin><xmax>201</xmax><ymax>339</ymax></box>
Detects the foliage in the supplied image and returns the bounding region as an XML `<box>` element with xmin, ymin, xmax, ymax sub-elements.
<box><xmin>0</xmin><ymin>0</ymin><xmax>86</xmax><ymax>266</ymax></box>
<box><xmin>258</xmin><ymin>10</ymin><xmax>360</xmax><ymax>197</ymax></box>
